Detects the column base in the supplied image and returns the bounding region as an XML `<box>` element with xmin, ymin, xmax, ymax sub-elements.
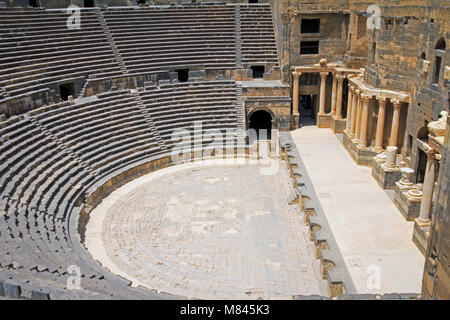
<box><xmin>342</xmin><ymin>131</ymin><xmax>378</xmax><ymax>167</ymax></box>
<box><xmin>290</xmin><ymin>114</ymin><xmax>300</xmax><ymax>130</ymax></box>
<box><xmin>371</xmin><ymin>158</ymin><xmax>401</xmax><ymax>189</ymax></box>
<box><xmin>373</xmin><ymin>146</ymin><xmax>383</xmax><ymax>153</ymax></box>
<box><xmin>317</xmin><ymin>113</ymin><xmax>331</xmax><ymax>128</ymax></box>
<box><xmin>412</xmin><ymin>218</ymin><xmax>431</xmax><ymax>256</ymax></box>
<box><xmin>393</xmin><ymin>184</ymin><xmax>421</xmax><ymax>221</ymax></box>
<box><xmin>331</xmin><ymin>117</ymin><xmax>346</xmax><ymax>133</ymax></box>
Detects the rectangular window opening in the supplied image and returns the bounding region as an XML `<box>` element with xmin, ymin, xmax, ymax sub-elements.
<box><xmin>301</xmin><ymin>19</ymin><xmax>320</xmax><ymax>33</ymax></box>
<box><xmin>29</xmin><ymin>0</ymin><xmax>40</xmax><ymax>7</ymax></box>
<box><xmin>84</xmin><ymin>0</ymin><xmax>95</xmax><ymax>7</ymax></box>
<box><xmin>59</xmin><ymin>83</ymin><xmax>74</xmax><ymax>101</ymax></box>
<box><xmin>300</xmin><ymin>41</ymin><xmax>319</xmax><ymax>55</ymax></box>
<box><xmin>176</xmin><ymin>69</ymin><xmax>189</xmax><ymax>82</ymax></box>
<box><xmin>251</xmin><ymin>66</ymin><xmax>265</xmax><ymax>79</ymax></box>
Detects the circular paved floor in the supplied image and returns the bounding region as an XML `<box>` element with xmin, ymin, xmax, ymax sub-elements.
<box><xmin>86</xmin><ymin>160</ymin><xmax>327</xmax><ymax>299</ymax></box>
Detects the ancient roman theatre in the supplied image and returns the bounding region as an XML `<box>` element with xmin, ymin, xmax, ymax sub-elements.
<box><xmin>0</xmin><ymin>0</ymin><xmax>448</xmax><ymax>300</ymax></box>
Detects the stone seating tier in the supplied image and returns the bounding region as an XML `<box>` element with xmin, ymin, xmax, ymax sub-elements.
<box><xmin>0</xmin><ymin>4</ymin><xmax>279</xmax><ymax>103</ymax></box>
<box><xmin>0</xmin><ymin>80</ymin><xmax>242</xmax><ymax>299</ymax></box>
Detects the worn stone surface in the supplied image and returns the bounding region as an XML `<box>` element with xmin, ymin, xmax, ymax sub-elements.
<box><xmin>291</xmin><ymin>125</ymin><xmax>424</xmax><ymax>294</ymax></box>
<box><xmin>87</xmin><ymin>161</ymin><xmax>328</xmax><ymax>299</ymax></box>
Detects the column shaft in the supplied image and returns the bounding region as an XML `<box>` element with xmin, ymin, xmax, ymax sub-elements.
<box><xmin>358</xmin><ymin>95</ymin><xmax>370</xmax><ymax>148</ymax></box>
<box><xmin>353</xmin><ymin>93</ymin><xmax>363</xmax><ymax>143</ymax></box>
<box><xmin>345</xmin><ymin>87</ymin><xmax>354</xmax><ymax>132</ymax></box>
<box><xmin>319</xmin><ymin>72</ymin><xmax>328</xmax><ymax>114</ymax></box>
<box><xmin>335</xmin><ymin>74</ymin><xmax>344</xmax><ymax>119</ymax></box>
<box><xmin>374</xmin><ymin>97</ymin><xmax>387</xmax><ymax>152</ymax></box>
<box><xmin>389</xmin><ymin>100</ymin><xmax>402</xmax><ymax>147</ymax></box>
<box><xmin>350</xmin><ymin>90</ymin><xmax>359</xmax><ymax>137</ymax></box>
<box><xmin>292</xmin><ymin>72</ymin><xmax>300</xmax><ymax>117</ymax></box>
<box><xmin>330</xmin><ymin>74</ymin><xmax>337</xmax><ymax>115</ymax></box>
<box><xmin>418</xmin><ymin>151</ymin><xmax>437</xmax><ymax>223</ymax></box>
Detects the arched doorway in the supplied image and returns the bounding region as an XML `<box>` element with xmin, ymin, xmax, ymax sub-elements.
<box><xmin>248</xmin><ymin>110</ymin><xmax>272</xmax><ymax>141</ymax></box>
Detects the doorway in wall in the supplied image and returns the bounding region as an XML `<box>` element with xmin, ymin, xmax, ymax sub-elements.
<box><xmin>416</xmin><ymin>148</ymin><xmax>428</xmax><ymax>184</ymax></box>
<box><xmin>84</xmin><ymin>0</ymin><xmax>95</xmax><ymax>7</ymax></box>
<box><xmin>249</xmin><ymin>110</ymin><xmax>272</xmax><ymax>141</ymax></box>
<box><xmin>299</xmin><ymin>94</ymin><xmax>317</xmax><ymax>126</ymax></box>
<box><xmin>59</xmin><ymin>82</ymin><xmax>74</xmax><ymax>101</ymax></box>
<box><xmin>176</xmin><ymin>69</ymin><xmax>189</xmax><ymax>82</ymax></box>
<box><xmin>251</xmin><ymin>66</ymin><xmax>265</xmax><ymax>79</ymax></box>
<box><xmin>29</xmin><ymin>0</ymin><xmax>40</xmax><ymax>7</ymax></box>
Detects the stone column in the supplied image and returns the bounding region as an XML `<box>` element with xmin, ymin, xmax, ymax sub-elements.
<box><xmin>397</xmin><ymin>167</ymin><xmax>415</xmax><ymax>190</ymax></box>
<box><xmin>389</xmin><ymin>99</ymin><xmax>402</xmax><ymax>147</ymax></box>
<box><xmin>382</xmin><ymin>146</ymin><xmax>398</xmax><ymax>169</ymax></box>
<box><xmin>349</xmin><ymin>89</ymin><xmax>359</xmax><ymax>138</ymax></box>
<box><xmin>418</xmin><ymin>150</ymin><xmax>437</xmax><ymax>223</ymax></box>
<box><xmin>358</xmin><ymin>94</ymin><xmax>371</xmax><ymax>148</ymax></box>
<box><xmin>374</xmin><ymin>97</ymin><xmax>388</xmax><ymax>152</ymax></box>
<box><xmin>330</xmin><ymin>73</ymin><xmax>337</xmax><ymax>115</ymax></box>
<box><xmin>292</xmin><ymin>71</ymin><xmax>301</xmax><ymax>118</ymax></box>
<box><xmin>335</xmin><ymin>74</ymin><xmax>345</xmax><ymax>119</ymax></box>
<box><xmin>353</xmin><ymin>91</ymin><xmax>363</xmax><ymax>143</ymax></box>
<box><xmin>345</xmin><ymin>86</ymin><xmax>354</xmax><ymax>132</ymax></box>
<box><xmin>318</xmin><ymin>72</ymin><xmax>328</xmax><ymax>115</ymax></box>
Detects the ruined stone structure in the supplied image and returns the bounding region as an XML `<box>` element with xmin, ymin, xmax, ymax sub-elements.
<box><xmin>0</xmin><ymin>0</ymin><xmax>448</xmax><ymax>300</ymax></box>
<box><xmin>275</xmin><ymin>0</ymin><xmax>449</xmax><ymax>299</ymax></box>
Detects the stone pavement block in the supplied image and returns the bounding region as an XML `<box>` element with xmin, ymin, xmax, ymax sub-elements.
<box><xmin>87</xmin><ymin>161</ymin><xmax>328</xmax><ymax>299</ymax></box>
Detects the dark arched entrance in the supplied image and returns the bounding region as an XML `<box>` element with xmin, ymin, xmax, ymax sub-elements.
<box><xmin>249</xmin><ymin>110</ymin><xmax>272</xmax><ymax>140</ymax></box>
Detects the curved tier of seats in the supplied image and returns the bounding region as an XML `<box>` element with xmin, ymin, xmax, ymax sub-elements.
<box><xmin>0</xmin><ymin>4</ymin><xmax>280</xmax><ymax>106</ymax></box>
<box><xmin>240</xmin><ymin>5</ymin><xmax>279</xmax><ymax>66</ymax></box>
<box><xmin>139</xmin><ymin>80</ymin><xmax>242</xmax><ymax>149</ymax></box>
<box><xmin>0</xmin><ymin>9</ymin><xmax>122</xmax><ymax>100</ymax></box>
<box><xmin>0</xmin><ymin>80</ymin><xmax>242</xmax><ymax>299</ymax></box>
<box><xmin>102</xmin><ymin>6</ymin><xmax>237</xmax><ymax>74</ymax></box>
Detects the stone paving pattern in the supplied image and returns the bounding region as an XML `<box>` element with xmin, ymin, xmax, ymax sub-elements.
<box><xmin>101</xmin><ymin>162</ymin><xmax>327</xmax><ymax>299</ymax></box>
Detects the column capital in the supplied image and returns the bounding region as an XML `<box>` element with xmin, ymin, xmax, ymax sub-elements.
<box><xmin>349</xmin><ymin>85</ymin><xmax>356</xmax><ymax>92</ymax></box>
<box><xmin>360</xmin><ymin>94</ymin><xmax>371</xmax><ymax>102</ymax></box>
<box><xmin>391</xmin><ymin>99</ymin><xmax>402</xmax><ymax>109</ymax></box>
<box><xmin>377</xmin><ymin>96</ymin><xmax>388</xmax><ymax>105</ymax></box>
<box><xmin>426</xmin><ymin>148</ymin><xmax>437</xmax><ymax>160</ymax></box>
<box><xmin>292</xmin><ymin>71</ymin><xmax>301</xmax><ymax>79</ymax></box>
<box><xmin>320</xmin><ymin>71</ymin><xmax>329</xmax><ymax>78</ymax></box>
<box><xmin>354</xmin><ymin>89</ymin><xmax>361</xmax><ymax>96</ymax></box>
<box><xmin>336</xmin><ymin>74</ymin><xmax>346</xmax><ymax>82</ymax></box>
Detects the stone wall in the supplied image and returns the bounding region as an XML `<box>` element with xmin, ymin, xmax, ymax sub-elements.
<box><xmin>421</xmin><ymin>113</ymin><xmax>450</xmax><ymax>300</ymax></box>
<box><xmin>242</xmin><ymin>83</ymin><xmax>292</xmax><ymax>130</ymax></box>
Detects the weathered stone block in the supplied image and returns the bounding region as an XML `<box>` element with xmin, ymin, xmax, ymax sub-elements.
<box><xmin>393</xmin><ymin>187</ymin><xmax>421</xmax><ymax>221</ymax></box>
<box><xmin>412</xmin><ymin>219</ymin><xmax>430</xmax><ymax>256</ymax></box>
<box><xmin>330</xmin><ymin>117</ymin><xmax>346</xmax><ymax>133</ymax></box>
<box><xmin>371</xmin><ymin>159</ymin><xmax>401</xmax><ymax>189</ymax></box>
<box><xmin>317</xmin><ymin>113</ymin><xmax>331</xmax><ymax>128</ymax></box>
<box><xmin>343</xmin><ymin>132</ymin><xmax>377</xmax><ymax>166</ymax></box>
<box><xmin>0</xmin><ymin>282</ymin><xmax>21</xmax><ymax>299</ymax></box>
<box><xmin>31</xmin><ymin>291</ymin><xmax>51</xmax><ymax>300</ymax></box>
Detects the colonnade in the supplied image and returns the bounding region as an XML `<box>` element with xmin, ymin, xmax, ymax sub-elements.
<box><xmin>292</xmin><ymin>70</ymin><xmax>405</xmax><ymax>152</ymax></box>
<box><xmin>291</xmin><ymin>64</ymin><xmax>441</xmax><ymax>239</ymax></box>
<box><xmin>345</xmin><ymin>89</ymin><xmax>404</xmax><ymax>151</ymax></box>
